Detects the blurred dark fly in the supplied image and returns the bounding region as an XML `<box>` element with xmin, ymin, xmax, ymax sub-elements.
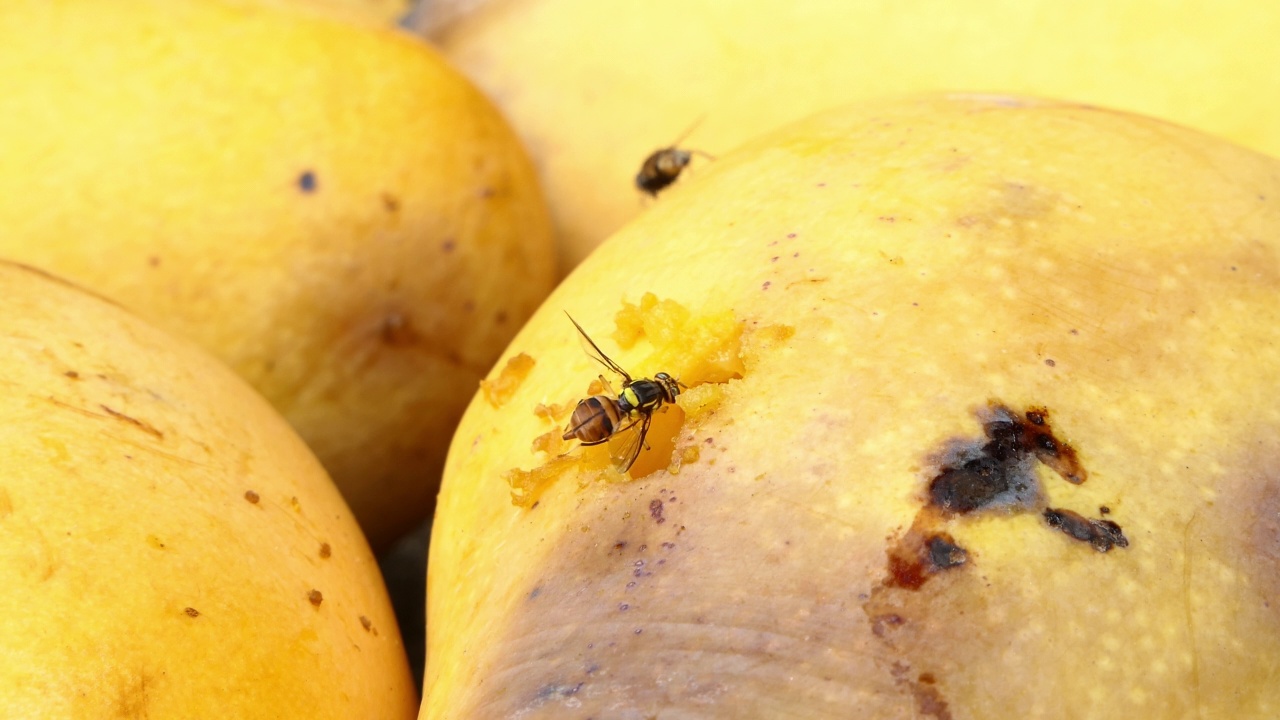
<box><xmin>635</xmin><ymin>119</ymin><xmax>714</xmax><ymax>197</ymax></box>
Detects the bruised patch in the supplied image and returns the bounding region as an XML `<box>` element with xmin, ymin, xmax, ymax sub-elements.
<box><xmin>886</xmin><ymin>402</ymin><xmax>1119</xmax><ymax>592</ymax></box>
<box><xmin>928</xmin><ymin>405</ymin><xmax>1082</xmax><ymax>516</ymax></box>
<box><xmin>482</xmin><ymin>353</ymin><xmax>536</xmax><ymax>408</ymax></box>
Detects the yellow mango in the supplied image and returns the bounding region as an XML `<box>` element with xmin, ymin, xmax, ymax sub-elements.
<box><xmin>423</xmin><ymin>94</ymin><xmax>1280</xmax><ymax>718</ymax></box>
<box><xmin>0</xmin><ymin>261</ymin><xmax>416</xmax><ymax>718</ymax></box>
<box><xmin>0</xmin><ymin>0</ymin><xmax>555</xmax><ymax>549</ymax></box>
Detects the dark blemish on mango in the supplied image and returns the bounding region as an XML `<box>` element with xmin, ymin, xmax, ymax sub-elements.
<box><xmin>928</xmin><ymin>405</ymin><xmax>1082</xmax><ymax>516</ymax></box>
<box><xmin>381</xmin><ymin>193</ymin><xmax>400</xmax><ymax>212</ymax></box>
<box><xmin>762</xmin><ymin>281</ymin><xmax>772</xmax><ymax>290</ymax></box>
<box><xmin>1044</xmin><ymin>508</ymin><xmax>1129</xmax><ymax>552</ymax></box>
<box><xmin>528</xmin><ymin>586</ymin><xmax>542</xmax><ymax>600</ymax></box>
<box><xmin>319</xmin><ymin>542</ymin><xmax>331</xmax><ymax>559</ymax></box>
<box><xmin>496</xmin><ymin>310</ymin><xmax>509</xmax><ymax>324</ymax></box>
<box><xmin>308</xmin><ymin>589</ymin><xmax>323</xmax><ymax>607</ymax></box>
<box><xmin>886</xmin><ymin>527</ymin><xmax>967</xmax><ymax>590</ymax></box>
<box><xmin>146</xmin><ymin>535</ymin><xmax>166</xmax><ymax>550</ymax></box>
<box><xmin>1044</xmin><ymin>358</ymin><xmax>1056</xmax><ymax>367</ymax></box>
<box><xmin>649</xmin><ymin>498</ymin><xmax>666</xmax><ymax>524</ymax></box>
<box><xmin>359</xmin><ymin>615</ymin><xmax>374</xmax><ymax>632</ymax></box>
<box><xmin>297</xmin><ymin>170</ymin><xmax>317</xmax><ymax>193</ymax></box>
<box><xmin>184</xmin><ymin>607</ymin><xmax>200</xmax><ymax>618</ymax></box>
<box><xmin>147</xmin><ymin>256</ymin><xmax>161</xmax><ymax>268</ymax></box>
<box><xmin>874</xmin><ymin>402</ymin><xmax>1118</xmax><ymax>602</ymax></box>
<box><xmin>441</xmin><ymin>238</ymin><xmax>456</xmax><ymax>253</ymax></box>
<box><xmin>100</xmin><ymin>405</ymin><xmax>163</xmax><ymax>440</ymax></box>
<box><xmin>244</xmin><ymin>490</ymin><xmax>260</xmax><ymax>504</ymax></box>
<box><xmin>64</xmin><ymin>370</ymin><xmax>79</xmax><ymax>379</ymax></box>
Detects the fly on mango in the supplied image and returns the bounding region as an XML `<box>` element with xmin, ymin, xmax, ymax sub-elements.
<box><xmin>561</xmin><ymin>314</ymin><xmax>682</xmax><ymax>473</ymax></box>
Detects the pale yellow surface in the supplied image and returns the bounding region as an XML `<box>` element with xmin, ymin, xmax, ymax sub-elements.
<box><xmin>0</xmin><ymin>262</ymin><xmax>416</xmax><ymax>719</ymax></box>
<box><xmin>0</xmin><ymin>0</ymin><xmax>555</xmax><ymax>549</ymax></box>
<box><xmin>266</xmin><ymin>0</ymin><xmax>414</xmax><ymax>25</ymax></box>
<box><xmin>424</xmin><ymin>95</ymin><xmax>1280</xmax><ymax>718</ymax></box>
<box><xmin>433</xmin><ymin>0</ymin><xmax>1280</xmax><ymax>273</ymax></box>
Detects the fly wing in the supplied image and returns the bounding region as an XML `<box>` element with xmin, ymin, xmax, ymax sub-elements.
<box><xmin>567</xmin><ymin>313</ymin><xmax>632</xmax><ymax>384</ymax></box>
<box><xmin>608</xmin><ymin>412</ymin><xmax>651</xmax><ymax>474</ymax></box>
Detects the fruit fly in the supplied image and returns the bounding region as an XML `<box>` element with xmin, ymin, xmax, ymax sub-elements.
<box><xmin>561</xmin><ymin>314</ymin><xmax>682</xmax><ymax>473</ymax></box>
<box><xmin>635</xmin><ymin>119</ymin><xmax>714</xmax><ymax>197</ymax></box>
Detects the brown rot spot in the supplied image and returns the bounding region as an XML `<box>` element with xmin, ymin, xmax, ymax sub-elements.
<box><xmin>183</xmin><ymin>607</ymin><xmax>200</xmax><ymax>618</ymax></box>
<box><xmin>243</xmin><ymin>490</ymin><xmax>260</xmax><ymax>504</ymax></box>
<box><xmin>64</xmin><ymin>370</ymin><xmax>79</xmax><ymax>379</ymax></box>
<box><xmin>308</xmin><ymin>590</ymin><xmax>323</xmax><ymax>607</ymax></box>
<box><xmin>319</xmin><ymin>542</ymin><xmax>331</xmax><ymax>559</ymax></box>
<box><xmin>1044</xmin><ymin>508</ymin><xmax>1129</xmax><ymax>552</ymax></box>
<box><xmin>887</xmin><ymin>527</ymin><xmax>968</xmax><ymax>590</ymax></box>
<box><xmin>649</xmin><ymin>498</ymin><xmax>666</xmax><ymax>525</ymax></box>
<box><xmin>890</xmin><ymin>663</ymin><xmax>953</xmax><ymax>720</ymax></box>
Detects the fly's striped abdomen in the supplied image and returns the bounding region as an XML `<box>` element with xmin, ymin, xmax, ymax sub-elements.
<box><xmin>562</xmin><ymin>395</ymin><xmax>624</xmax><ymax>446</ymax></box>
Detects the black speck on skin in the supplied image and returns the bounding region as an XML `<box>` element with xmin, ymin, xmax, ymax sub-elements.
<box><xmin>297</xmin><ymin>170</ymin><xmax>318</xmax><ymax>193</ymax></box>
<box><xmin>1044</xmin><ymin>507</ymin><xmax>1129</xmax><ymax>552</ymax></box>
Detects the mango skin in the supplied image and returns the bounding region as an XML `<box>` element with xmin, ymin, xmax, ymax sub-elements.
<box><xmin>0</xmin><ymin>0</ymin><xmax>556</xmax><ymax>549</ymax></box>
<box><xmin>431</xmin><ymin>0</ymin><xmax>1280</xmax><ymax>272</ymax></box>
<box><xmin>0</xmin><ymin>262</ymin><xmax>416</xmax><ymax>719</ymax></box>
<box><xmin>424</xmin><ymin>94</ymin><xmax>1280</xmax><ymax>718</ymax></box>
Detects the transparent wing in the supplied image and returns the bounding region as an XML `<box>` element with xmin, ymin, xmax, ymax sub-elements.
<box><xmin>566</xmin><ymin>312</ymin><xmax>631</xmax><ymax>384</ymax></box>
<box><xmin>608</xmin><ymin>412</ymin><xmax>651</xmax><ymax>473</ymax></box>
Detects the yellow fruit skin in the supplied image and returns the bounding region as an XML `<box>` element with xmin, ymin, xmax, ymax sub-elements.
<box><xmin>432</xmin><ymin>0</ymin><xmax>1280</xmax><ymax>271</ymax></box>
<box><xmin>0</xmin><ymin>262</ymin><xmax>415</xmax><ymax>719</ymax></box>
<box><xmin>0</xmin><ymin>0</ymin><xmax>555</xmax><ymax>549</ymax></box>
<box><xmin>424</xmin><ymin>95</ymin><xmax>1280</xmax><ymax>718</ymax></box>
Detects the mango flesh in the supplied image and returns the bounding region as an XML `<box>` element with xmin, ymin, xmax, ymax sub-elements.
<box><xmin>429</xmin><ymin>0</ymin><xmax>1280</xmax><ymax>272</ymax></box>
<box><xmin>0</xmin><ymin>0</ymin><xmax>556</xmax><ymax>549</ymax></box>
<box><xmin>0</xmin><ymin>262</ymin><xmax>416</xmax><ymax>718</ymax></box>
<box><xmin>424</xmin><ymin>94</ymin><xmax>1280</xmax><ymax>718</ymax></box>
